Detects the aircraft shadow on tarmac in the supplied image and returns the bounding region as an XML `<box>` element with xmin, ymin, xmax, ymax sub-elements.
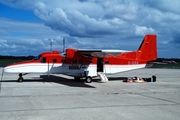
<box><xmin>1</xmin><ymin>75</ymin><xmax>127</xmax><ymax>88</ymax></box>
<box><xmin>108</xmin><ymin>77</ymin><xmax>128</xmax><ymax>81</ymax></box>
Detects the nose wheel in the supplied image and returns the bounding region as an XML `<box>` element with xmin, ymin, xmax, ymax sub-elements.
<box><xmin>18</xmin><ymin>73</ymin><xmax>24</xmax><ymax>82</ymax></box>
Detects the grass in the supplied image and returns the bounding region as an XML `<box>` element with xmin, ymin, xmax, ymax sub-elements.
<box><xmin>151</xmin><ymin>62</ymin><xmax>180</xmax><ymax>69</ymax></box>
<box><xmin>0</xmin><ymin>59</ymin><xmax>26</xmax><ymax>65</ymax></box>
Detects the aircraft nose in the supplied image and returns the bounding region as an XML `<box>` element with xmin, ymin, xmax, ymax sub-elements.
<box><xmin>3</xmin><ymin>66</ymin><xmax>14</xmax><ymax>73</ymax></box>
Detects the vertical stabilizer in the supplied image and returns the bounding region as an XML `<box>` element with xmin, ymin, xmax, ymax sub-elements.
<box><xmin>137</xmin><ymin>34</ymin><xmax>157</xmax><ymax>61</ymax></box>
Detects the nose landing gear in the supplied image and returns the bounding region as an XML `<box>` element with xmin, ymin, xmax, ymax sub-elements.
<box><xmin>18</xmin><ymin>73</ymin><xmax>24</xmax><ymax>82</ymax></box>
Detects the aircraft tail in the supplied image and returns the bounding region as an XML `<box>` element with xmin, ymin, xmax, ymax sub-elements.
<box><xmin>137</xmin><ymin>34</ymin><xmax>157</xmax><ymax>61</ymax></box>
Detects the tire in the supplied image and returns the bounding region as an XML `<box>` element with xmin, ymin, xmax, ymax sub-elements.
<box><xmin>18</xmin><ymin>73</ymin><xmax>23</xmax><ymax>82</ymax></box>
<box><xmin>86</xmin><ymin>76</ymin><xmax>92</xmax><ymax>83</ymax></box>
<box><xmin>18</xmin><ymin>77</ymin><xmax>23</xmax><ymax>82</ymax></box>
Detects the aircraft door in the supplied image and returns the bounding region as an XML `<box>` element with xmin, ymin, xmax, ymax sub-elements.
<box><xmin>97</xmin><ymin>58</ymin><xmax>104</xmax><ymax>72</ymax></box>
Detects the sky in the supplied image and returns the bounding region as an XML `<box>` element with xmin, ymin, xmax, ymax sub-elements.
<box><xmin>0</xmin><ymin>0</ymin><xmax>180</xmax><ymax>58</ymax></box>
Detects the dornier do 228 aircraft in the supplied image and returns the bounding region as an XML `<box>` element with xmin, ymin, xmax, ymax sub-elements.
<box><xmin>3</xmin><ymin>34</ymin><xmax>157</xmax><ymax>83</ymax></box>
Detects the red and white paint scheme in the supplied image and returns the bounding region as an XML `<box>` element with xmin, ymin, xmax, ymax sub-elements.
<box><xmin>3</xmin><ymin>34</ymin><xmax>157</xmax><ymax>83</ymax></box>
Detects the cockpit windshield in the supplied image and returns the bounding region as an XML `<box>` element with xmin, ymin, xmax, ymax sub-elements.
<box><xmin>33</xmin><ymin>55</ymin><xmax>41</xmax><ymax>60</ymax></box>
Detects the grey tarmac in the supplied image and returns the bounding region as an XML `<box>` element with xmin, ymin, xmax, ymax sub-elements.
<box><xmin>0</xmin><ymin>68</ymin><xmax>180</xmax><ymax>120</ymax></box>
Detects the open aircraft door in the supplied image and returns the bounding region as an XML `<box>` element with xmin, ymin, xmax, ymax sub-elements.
<box><xmin>97</xmin><ymin>58</ymin><xmax>104</xmax><ymax>72</ymax></box>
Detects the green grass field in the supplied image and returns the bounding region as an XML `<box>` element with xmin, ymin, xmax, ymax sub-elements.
<box><xmin>0</xmin><ymin>59</ymin><xmax>26</xmax><ymax>65</ymax></box>
<box><xmin>151</xmin><ymin>62</ymin><xmax>180</xmax><ymax>69</ymax></box>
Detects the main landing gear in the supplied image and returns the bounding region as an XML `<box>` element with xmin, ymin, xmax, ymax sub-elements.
<box><xmin>74</xmin><ymin>77</ymin><xmax>92</xmax><ymax>83</ymax></box>
<box><xmin>18</xmin><ymin>73</ymin><xmax>24</xmax><ymax>82</ymax></box>
<box><xmin>85</xmin><ymin>76</ymin><xmax>92</xmax><ymax>83</ymax></box>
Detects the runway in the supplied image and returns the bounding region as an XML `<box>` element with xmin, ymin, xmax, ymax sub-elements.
<box><xmin>0</xmin><ymin>68</ymin><xmax>180</xmax><ymax>120</ymax></box>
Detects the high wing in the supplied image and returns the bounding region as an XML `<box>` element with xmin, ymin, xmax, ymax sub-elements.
<box><xmin>77</xmin><ymin>49</ymin><xmax>131</xmax><ymax>58</ymax></box>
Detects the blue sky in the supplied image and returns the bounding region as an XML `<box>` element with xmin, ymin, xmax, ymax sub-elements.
<box><xmin>0</xmin><ymin>0</ymin><xmax>180</xmax><ymax>58</ymax></box>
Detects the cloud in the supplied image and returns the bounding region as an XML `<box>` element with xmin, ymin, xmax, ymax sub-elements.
<box><xmin>0</xmin><ymin>39</ymin><xmax>9</xmax><ymax>48</ymax></box>
<box><xmin>144</xmin><ymin>0</ymin><xmax>180</xmax><ymax>14</ymax></box>
<box><xmin>33</xmin><ymin>1</ymin><xmax>116</xmax><ymax>37</ymax></box>
<box><xmin>134</xmin><ymin>25</ymin><xmax>155</xmax><ymax>36</ymax></box>
<box><xmin>0</xmin><ymin>0</ymin><xmax>180</xmax><ymax>58</ymax></box>
<box><xmin>171</xmin><ymin>30</ymin><xmax>180</xmax><ymax>46</ymax></box>
<box><xmin>0</xmin><ymin>18</ymin><xmax>65</xmax><ymax>55</ymax></box>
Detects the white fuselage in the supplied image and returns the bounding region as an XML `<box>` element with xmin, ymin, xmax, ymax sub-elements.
<box><xmin>4</xmin><ymin>63</ymin><xmax>146</xmax><ymax>77</ymax></box>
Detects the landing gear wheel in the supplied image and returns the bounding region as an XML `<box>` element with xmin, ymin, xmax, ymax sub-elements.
<box><xmin>18</xmin><ymin>77</ymin><xmax>24</xmax><ymax>82</ymax></box>
<box><xmin>86</xmin><ymin>76</ymin><xmax>92</xmax><ymax>83</ymax></box>
<box><xmin>18</xmin><ymin>73</ymin><xmax>24</xmax><ymax>82</ymax></box>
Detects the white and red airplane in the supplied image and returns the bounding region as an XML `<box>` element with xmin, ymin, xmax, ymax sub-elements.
<box><xmin>3</xmin><ymin>34</ymin><xmax>157</xmax><ymax>83</ymax></box>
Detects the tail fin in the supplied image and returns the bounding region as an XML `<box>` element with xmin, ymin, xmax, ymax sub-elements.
<box><xmin>137</xmin><ymin>34</ymin><xmax>157</xmax><ymax>61</ymax></box>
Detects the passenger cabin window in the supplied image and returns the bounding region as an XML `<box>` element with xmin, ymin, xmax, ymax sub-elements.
<box><xmin>61</xmin><ymin>59</ymin><xmax>65</xmax><ymax>63</ymax></box>
<box><xmin>89</xmin><ymin>60</ymin><xmax>93</xmax><ymax>64</ymax></box>
<box><xmin>41</xmin><ymin>57</ymin><xmax>46</xmax><ymax>63</ymax></box>
<box><xmin>74</xmin><ymin>60</ymin><xmax>77</xmax><ymax>64</ymax></box>
<box><xmin>71</xmin><ymin>60</ymin><xmax>83</xmax><ymax>64</ymax></box>
<box><xmin>79</xmin><ymin>60</ymin><xmax>83</xmax><ymax>64</ymax></box>
<box><xmin>105</xmin><ymin>60</ymin><xmax>109</xmax><ymax>64</ymax></box>
<box><xmin>53</xmin><ymin>59</ymin><xmax>57</xmax><ymax>63</ymax></box>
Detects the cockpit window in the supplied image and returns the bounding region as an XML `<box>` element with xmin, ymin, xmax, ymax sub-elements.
<box><xmin>41</xmin><ymin>57</ymin><xmax>46</xmax><ymax>63</ymax></box>
<box><xmin>34</xmin><ymin>55</ymin><xmax>41</xmax><ymax>60</ymax></box>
